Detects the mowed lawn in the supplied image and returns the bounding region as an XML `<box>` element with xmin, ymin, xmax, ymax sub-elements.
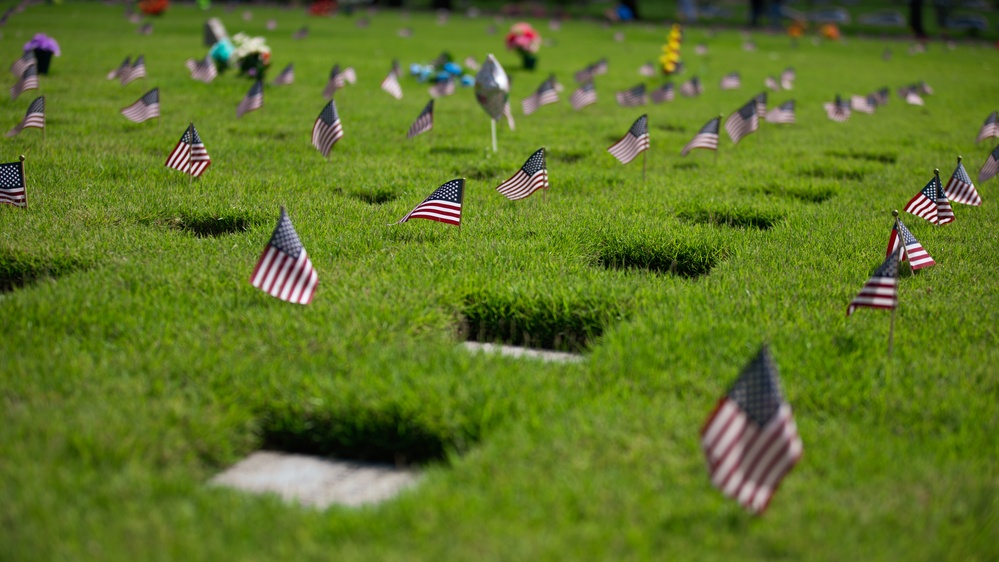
<box><xmin>1</xmin><ymin>3</ymin><xmax>997</xmax><ymax>560</ymax></box>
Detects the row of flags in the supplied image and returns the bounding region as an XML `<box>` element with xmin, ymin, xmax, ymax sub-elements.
<box><xmin>105</xmin><ymin>55</ymin><xmax>147</xmax><ymax>86</ymax></box>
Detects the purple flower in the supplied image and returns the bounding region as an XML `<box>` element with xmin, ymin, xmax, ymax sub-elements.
<box><xmin>24</xmin><ymin>33</ymin><xmax>60</xmax><ymax>56</ymax></box>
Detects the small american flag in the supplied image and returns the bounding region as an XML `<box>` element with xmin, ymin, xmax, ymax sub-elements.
<box><xmin>249</xmin><ymin>207</ymin><xmax>318</xmax><ymax>305</ymax></box>
<box><xmin>407</xmin><ymin>99</ymin><xmax>433</xmax><ymax>139</ymax></box>
<box><xmin>872</xmin><ymin>87</ymin><xmax>890</xmax><ymax>106</ymax></box>
<box><xmin>10</xmin><ymin>50</ymin><xmax>35</xmax><ymax>77</ymax></box>
<box><xmin>615</xmin><ymin>83</ymin><xmax>647</xmax><ymax>107</ymax></box>
<box><xmin>851</xmin><ymin>95</ymin><xmax>876</xmax><ymax>114</ymax></box>
<box><xmin>979</xmin><ymin>144</ymin><xmax>999</xmax><ymax>184</ymax></box>
<box><xmin>975</xmin><ymin>111</ymin><xmax>998</xmax><ymax>143</ymax></box>
<box><xmin>9</xmin><ymin>65</ymin><xmax>38</xmax><ymax>100</ymax></box>
<box><xmin>396</xmin><ymin>178</ymin><xmax>464</xmax><ymax>226</ymax></box>
<box><xmin>847</xmin><ymin>249</ymin><xmax>900</xmax><ymax>316</ymax></box>
<box><xmin>271</xmin><ymin>63</ymin><xmax>294</xmax><ymax>86</ymax></box>
<box><xmin>236</xmin><ymin>80</ymin><xmax>263</xmax><ymax>118</ymax></box>
<box><xmin>570</xmin><ymin>81</ymin><xmax>597</xmax><ymax>111</ymax></box>
<box><xmin>607</xmin><ymin>114</ymin><xmax>649</xmax><ymax>165</ymax></box>
<box><xmin>695</xmin><ymin>43</ymin><xmax>708</xmax><ymax>55</ymax></box>
<box><xmin>0</xmin><ymin>158</ymin><xmax>26</xmax><ymax>208</ymax></box>
<box><xmin>292</xmin><ymin>26</ymin><xmax>309</xmax><ymax>40</ymax></box>
<box><xmin>679</xmin><ymin>76</ymin><xmax>702</xmax><ymax>97</ymax></box>
<box><xmin>720</xmin><ymin>72</ymin><xmax>741</xmax><ymax>91</ymax></box>
<box><xmin>681</xmin><ymin>116</ymin><xmax>719</xmax><ymax>156</ymax></box>
<box><xmin>381</xmin><ymin>68</ymin><xmax>403</xmax><ymax>99</ymax></box>
<box><xmin>592</xmin><ymin>58</ymin><xmax>609</xmax><ymax>75</ymax></box>
<box><xmin>522</xmin><ymin>77</ymin><xmax>559</xmax><ymax>115</ymax></box>
<box><xmin>106</xmin><ymin>56</ymin><xmax>130</xmax><ymax>80</ymax></box>
<box><xmin>824</xmin><ymin>95</ymin><xmax>851</xmax><ymax>122</ymax></box>
<box><xmin>765</xmin><ymin>100</ymin><xmax>795</xmax><ymax>124</ymax></box>
<box><xmin>904</xmin><ymin>90</ymin><xmax>924</xmax><ymax>106</ymax></box>
<box><xmin>638</xmin><ymin>61</ymin><xmax>656</xmax><ymax>77</ymax></box>
<box><xmin>887</xmin><ymin>218</ymin><xmax>935</xmax><ymax>270</ymax></box>
<box><xmin>764</xmin><ymin>76</ymin><xmax>780</xmax><ymax>92</ymax></box>
<box><xmin>574</xmin><ymin>65</ymin><xmax>594</xmax><ymax>84</ymax></box>
<box><xmin>165</xmin><ymin>123</ymin><xmax>211</xmax><ymax>177</ymax></box>
<box><xmin>429</xmin><ymin>77</ymin><xmax>456</xmax><ymax>98</ymax></box>
<box><xmin>904</xmin><ymin>173</ymin><xmax>952</xmax><ymax>225</ymax></box>
<box><xmin>5</xmin><ymin>95</ymin><xmax>44</xmax><ymax>137</ymax></box>
<box><xmin>120</xmin><ymin>88</ymin><xmax>159</xmax><ymax>123</ymax></box>
<box><xmin>725</xmin><ymin>98</ymin><xmax>759</xmax><ymax>144</ymax></box>
<box><xmin>120</xmin><ymin>55</ymin><xmax>146</xmax><ymax>86</ymax></box>
<box><xmin>464</xmin><ymin>56</ymin><xmax>480</xmax><ymax>71</ymax></box>
<box><xmin>917</xmin><ymin>81</ymin><xmax>933</xmax><ymax>95</ymax></box>
<box><xmin>312</xmin><ymin>100</ymin><xmax>343</xmax><ymax>158</ymax></box>
<box><xmin>323</xmin><ymin>65</ymin><xmax>356</xmax><ymax>99</ymax></box>
<box><xmin>944</xmin><ymin>157</ymin><xmax>981</xmax><ymax>206</ymax></box>
<box><xmin>754</xmin><ymin>91</ymin><xmax>767</xmax><ymax>117</ymax></box>
<box><xmin>186</xmin><ymin>56</ymin><xmax>217</xmax><ymax>83</ymax></box>
<box><xmin>137</xmin><ymin>22</ymin><xmax>152</xmax><ymax>35</ymax></box>
<box><xmin>780</xmin><ymin>67</ymin><xmax>795</xmax><ymax>90</ymax></box>
<box><xmin>496</xmin><ymin>148</ymin><xmax>548</xmax><ymax>201</ymax></box>
<box><xmin>651</xmin><ymin>82</ymin><xmax>675</xmax><ymax>104</ymax></box>
<box><xmin>700</xmin><ymin>345</ymin><xmax>802</xmax><ymax>514</ymax></box>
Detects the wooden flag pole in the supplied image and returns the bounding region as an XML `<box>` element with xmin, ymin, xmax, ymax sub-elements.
<box><xmin>888</xmin><ymin>209</ymin><xmax>902</xmax><ymax>356</ymax></box>
<box><xmin>642</xmin><ymin>149</ymin><xmax>647</xmax><ymax>183</ymax></box>
<box><xmin>188</xmin><ymin>121</ymin><xmax>194</xmax><ymax>185</ymax></box>
<box><xmin>542</xmin><ymin>146</ymin><xmax>548</xmax><ymax>204</ymax></box>
<box><xmin>715</xmin><ymin>113</ymin><xmax>722</xmax><ymax>166</ymax></box>
<box><xmin>19</xmin><ymin>154</ymin><xmax>27</xmax><ymax>209</ymax></box>
<box><xmin>458</xmin><ymin>177</ymin><xmax>465</xmax><ymax>234</ymax></box>
<box><xmin>491</xmin><ymin>119</ymin><xmax>497</xmax><ymax>152</ymax></box>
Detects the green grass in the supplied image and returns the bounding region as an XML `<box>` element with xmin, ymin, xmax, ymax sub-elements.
<box><xmin>1</xmin><ymin>3</ymin><xmax>998</xmax><ymax>561</ymax></box>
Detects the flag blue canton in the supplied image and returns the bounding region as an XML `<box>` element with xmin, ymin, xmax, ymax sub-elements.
<box><xmin>270</xmin><ymin>210</ymin><xmax>304</xmax><ymax>258</ymax></box>
<box><xmin>425</xmin><ymin>179</ymin><xmax>462</xmax><ymax>204</ymax></box>
<box><xmin>700</xmin><ymin>117</ymin><xmax>720</xmax><ymax>135</ymax></box>
<box><xmin>521</xmin><ymin>149</ymin><xmax>546</xmax><ymax>175</ymax></box>
<box><xmin>629</xmin><ymin>115</ymin><xmax>648</xmax><ymax>137</ymax></box>
<box><xmin>727</xmin><ymin>348</ymin><xmax>782</xmax><ymax>426</ymax></box>
<box><xmin>319</xmin><ymin>101</ymin><xmax>339</xmax><ymax>125</ymax></box>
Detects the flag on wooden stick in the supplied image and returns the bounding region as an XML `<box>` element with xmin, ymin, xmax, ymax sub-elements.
<box><xmin>6</xmin><ymin>95</ymin><xmax>44</xmax><ymax>137</ymax></box>
<box><xmin>0</xmin><ymin>157</ymin><xmax>26</xmax><ymax>208</ymax></box>
<box><xmin>979</xmin><ymin>144</ymin><xmax>999</xmax><ymax>184</ymax></box>
<box><xmin>106</xmin><ymin>56</ymin><xmax>130</xmax><ymax>80</ymax></box>
<box><xmin>523</xmin><ymin>76</ymin><xmax>559</xmax><ymax>115</ymax></box>
<box><xmin>725</xmin><ymin>98</ymin><xmax>758</xmax><ymax>144</ymax></box>
<box><xmin>186</xmin><ymin>56</ymin><xmax>217</xmax><ymax>83</ymax></box>
<box><xmin>944</xmin><ymin>156</ymin><xmax>981</xmax><ymax>206</ymax></box>
<box><xmin>120</xmin><ymin>55</ymin><xmax>146</xmax><ymax>86</ymax></box>
<box><xmin>651</xmin><ymin>82</ymin><xmax>675</xmax><ymax>104</ymax></box>
<box><xmin>847</xmin><ymin>249</ymin><xmax>900</xmax><ymax>316</ymax></box>
<box><xmin>250</xmin><ymin>207</ymin><xmax>318</xmax><ymax>305</ymax></box>
<box><xmin>615</xmin><ymin>83</ymin><xmax>647</xmax><ymax>107</ymax></box>
<box><xmin>780</xmin><ymin>67</ymin><xmax>795</xmax><ymax>90</ymax></box>
<box><xmin>120</xmin><ymin>88</ymin><xmax>159</xmax><ymax>123</ymax></box>
<box><xmin>700</xmin><ymin>345</ymin><xmax>803</xmax><ymax>514</ymax></box>
<box><xmin>312</xmin><ymin>100</ymin><xmax>343</xmax><ymax>158</ymax></box>
<box><xmin>323</xmin><ymin>64</ymin><xmax>356</xmax><ymax>99</ymax></box>
<box><xmin>754</xmin><ymin>91</ymin><xmax>767</xmax><ymax>117</ymax></box>
<box><xmin>719</xmin><ymin>72</ymin><xmax>741</xmax><ymax>91</ymax></box>
<box><xmin>764</xmin><ymin>76</ymin><xmax>780</xmax><ymax>92</ymax></box>
<box><xmin>396</xmin><ymin>179</ymin><xmax>464</xmax><ymax>226</ymax></box>
<box><xmin>681</xmin><ymin>116</ymin><xmax>719</xmax><ymax>156</ymax></box>
<box><xmin>10</xmin><ymin>50</ymin><xmax>35</xmax><ymax>77</ymax></box>
<box><xmin>9</xmin><ymin>65</ymin><xmax>38</xmax><ymax>100</ymax></box>
<box><xmin>236</xmin><ymin>80</ymin><xmax>263</xmax><ymax>118</ymax></box>
<box><xmin>904</xmin><ymin>172</ymin><xmax>953</xmax><ymax>225</ymax></box>
<box><xmin>607</xmin><ymin>114</ymin><xmax>649</xmax><ymax>164</ymax></box>
<box><xmin>428</xmin><ymin>77</ymin><xmax>455</xmax><ymax>98</ymax></box>
<box><xmin>381</xmin><ymin>68</ymin><xmax>403</xmax><ymax>99</ymax></box>
<box><xmin>569</xmin><ymin>81</ymin><xmax>597</xmax><ymax>111</ymax></box>
<box><xmin>887</xmin><ymin>217</ymin><xmax>935</xmax><ymax>270</ymax></box>
<box><xmin>679</xmin><ymin>76</ymin><xmax>702</xmax><ymax>97</ymax></box>
<box><xmin>495</xmin><ymin>148</ymin><xmax>548</xmax><ymax>201</ymax></box>
<box><xmin>824</xmin><ymin>95</ymin><xmax>851</xmax><ymax>122</ymax></box>
<box><xmin>164</xmin><ymin>123</ymin><xmax>211</xmax><ymax>177</ymax></box>
<box><xmin>851</xmin><ymin>95</ymin><xmax>876</xmax><ymax>114</ymax></box>
<box><xmin>407</xmin><ymin>99</ymin><xmax>433</xmax><ymax>139</ymax></box>
<box><xmin>271</xmin><ymin>63</ymin><xmax>294</xmax><ymax>86</ymax></box>
<box><xmin>975</xmin><ymin>111</ymin><xmax>998</xmax><ymax>144</ymax></box>
<box><xmin>765</xmin><ymin>100</ymin><xmax>795</xmax><ymax>124</ymax></box>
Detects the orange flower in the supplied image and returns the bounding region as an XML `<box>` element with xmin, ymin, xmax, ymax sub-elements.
<box><xmin>820</xmin><ymin>23</ymin><xmax>840</xmax><ymax>40</ymax></box>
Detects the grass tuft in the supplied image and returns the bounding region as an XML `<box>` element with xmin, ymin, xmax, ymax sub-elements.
<box><xmin>596</xmin><ymin>233</ymin><xmax>725</xmax><ymax>278</ymax></box>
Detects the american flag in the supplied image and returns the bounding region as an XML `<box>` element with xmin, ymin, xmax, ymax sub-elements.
<box><xmin>523</xmin><ymin>77</ymin><xmax>559</xmax><ymax>115</ymax></box>
<box><xmin>851</xmin><ymin>95</ymin><xmax>876</xmax><ymax>114</ymax></box>
<box><xmin>407</xmin><ymin>99</ymin><xmax>433</xmax><ymax>139</ymax></box>
<box><xmin>5</xmin><ymin>95</ymin><xmax>44</xmax><ymax>137</ymax></box>
<box><xmin>979</xmin><ymin>144</ymin><xmax>999</xmax><ymax>184</ymax></box>
<box><xmin>679</xmin><ymin>76</ymin><xmax>702</xmax><ymax>97</ymax></box>
<box><xmin>904</xmin><ymin>90</ymin><xmax>924</xmax><ymax>106</ymax></box>
<box><xmin>700</xmin><ymin>345</ymin><xmax>803</xmax><ymax>515</ymax></box>
<box><xmin>271</xmin><ymin>63</ymin><xmax>294</xmax><ymax>86</ymax></box>
<box><xmin>720</xmin><ymin>72</ymin><xmax>741</xmax><ymax>91</ymax></box>
<box><xmin>847</xmin><ymin>249</ymin><xmax>900</xmax><ymax>316</ymax></box>
<box><xmin>872</xmin><ymin>87</ymin><xmax>890</xmax><ymax>106</ymax></box>
<box><xmin>249</xmin><ymin>207</ymin><xmax>318</xmax><ymax>305</ymax></box>
<box><xmin>164</xmin><ymin>123</ymin><xmax>211</xmax><ymax>177</ymax></box>
<box><xmin>137</xmin><ymin>22</ymin><xmax>152</xmax><ymax>35</ymax></box>
<box><xmin>904</xmin><ymin>173</ymin><xmax>952</xmax><ymax>225</ymax></box>
<box><xmin>0</xmin><ymin>158</ymin><xmax>26</xmax><ymax>208</ymax></box>
<box><xmin>638</xmin><ymin>61</ymin><xmax>656</xmax><ymax>77</ymax></box>
<box><xmin>764</xmin><ymin>76</ymin><xmax>780</xmax><ymax>92</ymax></box>
<box><xmin>312</xmin><ymin>100</ymin><xmax>343</xmax><ymax>158</ymax></box>
<box><xmin>780</xmin><ymin>67</ymin><xmax>795</xmax><ymax>90</ymax></box>
<box><xmin>725</xmin><ymin>99</ymin><xmax>759</xmax><ymax>144</ymax></box>
<box><xmin>428</xmin><ymin>77</ymin><xmax>455</xmax><ymax>98</ymax></box>
<box><xmin>754</xmin><ymin>91</ymin><xmax>767</xmax><ymax>117</ymax></box>
<box><xmin>120</xmin><ymin>55</ymin><xmax>146</xmax><ymax>86</ymax></box>
<box><xmin>592</xmin><ymin>58</ymin><xmax>609</xmax><ymax>75</ymax></box>
<box><xmin>549</xmin><ymin>74</ymin><xmax>564</xmax><ymax>93</ymax></box>
<box><xmin>574</xmin><ymin>65</ymin><xmax>594</xmax><ymax>84</ymax></box>
<box><xmin>944</xmin><ymin>157</ymin><xmax>981</xmax><ymax>206</ymax></box>
<box><xmin>765</xmin><ymin>100</ymin><xmax>795</xmax><ymax>124</ymax></box>
<box><xmin>464</xmin><ymin>56</ymin><xmax>480</xmax><ymax>71</ymax></box>
<box><xmin>695</xmin><ymin>43</ymin><xmax>708</xmax><ymax>55</ymax></box>
<box><xmin>120</xmin><ymin>88</ymin><xmax>159</xmax><ymax>123</ymax></box>
<box><xmin>396</xmin><ymin>178</ymin><xmax>464</xmax><ymax>226</ymax></box>
<box><xmin>607</xmin><ymin>114</ymin><xmax>649</xmax><ymax>165</ymax></box>
<box><xmin>381</xmin><ymin>68</ymin><xmax>403</xmax><ymax>100</ymax></box>
<box><xmin>496</xmin><ymin>148</ymin><xmax>548</xmax><ymax>201</ymax></box>
<box><xmin>292</xmin><ymin>26</ymin><xmax>309</xmax><ymax>40</ymax></box>
<box><xmin>975</xmin><ymin>111</ymin><xmax>998</xmax><ymax>143</ymax></box>
<box><xmin>106</xmin><ymin>56</ymin><xmax>130</xmax><ymax>80</ymax></box>
<box><xmin>9</xmin><ymin>65</ymin><xmax>37</xmax><ymax>101</ymax></box>
<box><xmin>323</xmin><ymin>65</ymin><xmax>356</xmax><ymax>99</ymax></box>
<box><xmin>887</xmin><ymin>218</ymin><xmax>935</xmax><ymax>270</ymax></box>
<box><xmin>824</xmin><ymin>95</ymin><xmax>851</xmax><ymax>122</ymax></box>
<box><xmin>681</xmin><ymin>117</ymin><xmax>720</xmax><ymax>156</ymax></box>
<box><xmin>570</xmin><ymin>81</ymin><xmax>597</xmax><ymax>111</ymax></box>
<box><xmin>10</xmin><ymin>50</ymin><xmax>35</xmax><ymax>77</ymax></box>
<box><xmin>917</xmin><ymin>81</ymin><xmax>933</xmax><ymax>95</ymax></box>
<box><xmin>186</xmin><ymin>56</ymin><xmax>217</xmax><ymax>83</ymax></box>
<box><xmin>651</xmin><ymin>83</ymin><xmax>675</xmax><ymax>104</ymax></box>
<box><xmin>236</xmin><ymin>80</ymin><xmax>263</xmax><ymax>118</ymax></box>
<box><xmin>615</xmin><ymin>83</ymin><xmax>647</xmax><ymax>107</ymax></box>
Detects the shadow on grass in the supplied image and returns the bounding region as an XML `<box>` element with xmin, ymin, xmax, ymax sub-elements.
<box><xmin>350</xmin><ymin>187</ymin><xmax>398</xmax><ymax>205</ymax></box>
<box><xmin>430</xmin><ymin>146</ymin><xmax>478</xmax><ymax>156</ymax></box>
<box><xmin>0</xmin><ymin>250</ymin><xmax>89</xmax><ymax>293</ymax></box>
<box><xmin>826</xmin><ymin>149</ymin><xmax>897</xmax><ymax>164</ymax></box>
<box><xmin>678</xmin><ymin>208</ymin><xmax>785</xmax><ymax>230</ymax></box>
<box><xmin>749</xmin><ymin>183</ymin><xmax>838</xmax><ymax>204</ymax></box>
<box><xmin>548</xmin><ymin>149</ymin><xmax>588</xmax><ymax>164</ymax></box>
<box><xmin>656</xmin><ymin>123</ymin><xmax>687</xmax><ymax>133</ymax></box>
<box><xmin>596</xmin><ymin>236</ymin><xmax>724</xmax><ymax>278</ymax></box>
<box><xmin>147</xmin><ymin>212</ymin><xmax>264</xmax><ymax>237</ymax></box>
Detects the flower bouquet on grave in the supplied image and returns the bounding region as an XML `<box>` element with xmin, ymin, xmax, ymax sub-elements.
<box><xmin>505</xmin><ymin>22</ymin><xmax>541</xmax><ymax>70</ymax></box>
<box><xmin>232</xmin><ymin>33</ymin><xmax>271</xmax><ymax>79</ymax></box>
<box><xmin>23</xmin><ymin>33</ymin><xmax>59</xmax><ymax>75</ymax></box>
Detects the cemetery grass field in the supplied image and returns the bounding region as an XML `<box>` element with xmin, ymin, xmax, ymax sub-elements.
<box><xmin>1</xmin><ymin>3</ymin><xmax>998</xmax><ymax>560</ymax></box>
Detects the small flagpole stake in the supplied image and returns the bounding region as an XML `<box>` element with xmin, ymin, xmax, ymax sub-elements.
<box><xmin>19</xmin><ymin>154</ymin><xmax>27</xmax><ymax>209</ymax></box>
<box><xmin>458</xmin><ymin>177</ymin><xmax>465</xmax><ymax>234</ymax></box>
<box><xmin>642</xmin><ymin>149</ymin><xmax>647</xmax><ymax>183</ymax></box>
<box><xmin>542</xmin><ymin>146</ymin><xmax>548</xmax><ymax>204</ymax></box>
<box><xmin>889</xmin><ymin>207</ymin><xmax>901</xmax><ymax>357</ymax></box>
<box><xmin>188</xmin><ymin>121</ymin><xmax>194</xmax><ymax>185</ymax></box>
<box><xmin>715</xmin><ymin>113</ymin><xmax>722</xmax><ymax>166</ymax></box>
<box><xmin>491</xmin><ymin>118</ymin><xmax>497</xmax><ymax>152</ymax></box>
